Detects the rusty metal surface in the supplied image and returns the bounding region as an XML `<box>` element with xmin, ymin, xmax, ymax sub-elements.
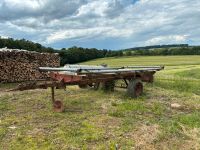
<box><xmin>36</xmin><ymin>65</ymin><xmax>164</xmax><ymax>86</ymax></box>
<box><xmin>10</xmin><ymin>80</ymin><xmax>65</xmax><ymax>91</ymax></box>
<box><xmin>49</xmin><ymin>70</ymin><xmax>156</xmax><ymax>85</ymax></box>
<box><xmin>53</xmin><ymin>100</ymin><xmax>64</xmax><ymax>112</ymax></box>
<box><xmin>135</xmin><ymin>82</ymin><xmax>143</xmax><ymax>97</ymax></box>
<box><xmin>11</xmin><ymin>68</ymin><xmax>159</xmax><ymax>92</ymax></box>
<box><xmin>10</xmin><ymin>65</ymin><xmax>164</xmax><ymax>112</ymax></box>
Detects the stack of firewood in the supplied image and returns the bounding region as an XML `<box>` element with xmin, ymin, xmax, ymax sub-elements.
<box><xmin>0</xmin><ymin>48</ymin><xmax>60</xmax><ymax>83</ymax></box>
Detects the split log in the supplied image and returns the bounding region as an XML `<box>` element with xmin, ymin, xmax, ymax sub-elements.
<box><xmin>0</xmin><ymin>48</ymin><xmax>60</xmax><ymax>83</ymax></box>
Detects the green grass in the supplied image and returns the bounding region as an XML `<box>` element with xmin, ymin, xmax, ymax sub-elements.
<box><xmin>1</xmin><ymin>55</ymin><xmax>200</xmax><ymax>149</ymax></box>
<box><xmin>0</xmin><ymin>83</ymin><xmax>18</xmax><ymax>90</ymax></box>
<box><xmin>81</xmin><ymin>55</ymin><xmax>200</xmax><ymax>66</ymax></box>
<box><xmin>176</xmin><ymin>68</ymin><xmax>200</xmax><ymax>79</ymax></box>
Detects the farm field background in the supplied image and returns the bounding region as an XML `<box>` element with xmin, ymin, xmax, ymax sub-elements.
<box><xmin>1</xmin><ymin>55</ymin><xmax>200</xmax><ymax>149</ymax></box>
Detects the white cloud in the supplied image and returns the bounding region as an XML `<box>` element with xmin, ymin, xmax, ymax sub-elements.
<box><xmin>0</xmin><ymin>35</ymin><xmax>9</xmax><ymax>39</ymax></box>
<box><xmin>4</xmin><ymin>0</ymin><xmax>42</xmax><ymax>10</ymax></box>
<box><xmin>47</xmin><ymin>27</ymin><xmax>134</xmax><ymax>43</ymax></box>
<box><xmin>76</xmin><ymin>1</ymin><xmax>109</xmax><ymax>17</ymax></box>
<box><xmin>145</xmin><ymin>35</ymin><xmax>189</xmax><ymax>46</ymax></box>
<box><xmin>0</xmin><ymin>0</ymin><xmax>200</xmax><ymax>49</ymax></box>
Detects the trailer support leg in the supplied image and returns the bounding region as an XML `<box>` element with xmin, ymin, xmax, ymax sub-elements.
<box><xmin>51</xmin><ymin>87</ymin><xmax>55</xmax><ymax>103</ymax></box>
<box><xmin>51</xmin><ymin>86</ymin><xmax>64</xmax><ymax>112</ymax></box>
<box><xmin>123</xmin><ymin>79</ymin><xmax>128</xmax><ymax>87</ymax></box>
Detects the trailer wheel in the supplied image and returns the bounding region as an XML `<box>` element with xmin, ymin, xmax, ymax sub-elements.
<box><xmin>127</xmin><ymin>79</ymin><xmax>143</xmax><ymax>98</ymax></box>
<box><xmin>93</xmin><ymin>82</ymin><xmax>100</xmax><ymax>90</ymax></box>
<box><xmin>101</xmin><ymin>80</ymin><xmax>115</xmax><ymax>92</ymax></box>
<box><xmin>78</xmin><ymin>84</ymin><xmax>88</xmax><ymax>89</ymax></box>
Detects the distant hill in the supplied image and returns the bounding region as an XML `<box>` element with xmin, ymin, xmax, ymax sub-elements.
<box><xmin>123</xmin><ymin>44</ymin><xmax>189</xmax><ymax>51</ymax></box>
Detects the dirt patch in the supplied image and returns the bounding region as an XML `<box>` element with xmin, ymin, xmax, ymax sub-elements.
<box><xmin>180</xmin><ymin>126</ymin><xmax>200</xmax><ymax>150</ymax></box>
<box><xmin>88</xmin><ymin>115</ymin><xmax>122</xmax><ymax>140</ymax></box>
<box><xmin>155</xmin><ymin>125</ymin><xmax>200</xmax><ymax>150</ymax></box>
<box><xmin>101</xmin><ymin>103</ymin><xmax>112</xmax><ymax>114</ymax></box>
<box><xmin>89</xmin><ymin>115</ymin><xmax>121</xmax><ymax>129</ymax></box>
<box><xmin>125</xmin><ymin>124</ymin><xmax>160</xmax><ymax>150</ymax></box>
<box><xmin>0</xmin><ymin>90</ymin><xmax>14</xmax><ymax>97</ymax></box>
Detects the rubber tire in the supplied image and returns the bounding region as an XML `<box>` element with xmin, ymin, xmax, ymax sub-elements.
<box><xmin>127</xmin><ymin>79</ymin><xmax>143</xmax><ymax>98</ymax></box>
<box><xmin>101</xmin><ymin>80</ymin><xmax>115</xmax><ymax>92</ymax></box>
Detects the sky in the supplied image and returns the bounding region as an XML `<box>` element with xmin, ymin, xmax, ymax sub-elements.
<box><xmin>0</xmin><ymin>0</ymin><xmax>200</xmax><ymax>50</ymax></box>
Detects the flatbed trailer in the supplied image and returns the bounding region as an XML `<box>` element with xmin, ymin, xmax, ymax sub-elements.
<box><xmin>13</xmin><ymin>65</ymin><xmax>164</xmax><ymax>112</ymax></box>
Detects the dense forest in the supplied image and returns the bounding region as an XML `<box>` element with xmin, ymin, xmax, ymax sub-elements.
<box><xmin>0</xmin><ymin>37</ymin><xmax>123</xmax><ymax>65</ymax></box>
<box><xmin>59</xmin><ymin>47</ymin><xmax>123</xmax><ymax>65</ymax></box>
<box><xmin>0</xmin><ymin>37</ymin><xmax>200</xmax><ymax>65</ymax></box>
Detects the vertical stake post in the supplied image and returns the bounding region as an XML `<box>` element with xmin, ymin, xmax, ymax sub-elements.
<box><xmin>51</xmin><ymin>86</ymin><xmax>55</xmax><ymax>103</ymax></box>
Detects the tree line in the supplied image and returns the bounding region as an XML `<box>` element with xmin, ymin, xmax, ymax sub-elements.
<box><xmin>0</xmin><ymin>37</ymin><xmax>55</xmax><ymax>53</ymax></box>
<box><xmin>0</xmin><ymin>37</ymin><xmax>123</xmax><ymax>65</ymax></box>
<box><xmin>59</xmin><ymin>47</ymin><xmax>123</xmax><ymax>65</ymax></box>
<box><xmin>124</xmin><ymin>44</ymin><xmax>189</xmax><ymax>51</ymax></box>
<box><xmin>124</xmin><ymin>47</ymin><xmax>200</xmax><ymax>56</ymax></box>
<box><xmin>0</xmin><ymin>37</ymin><xmax>200</xmax><ymax>65</ymax></box>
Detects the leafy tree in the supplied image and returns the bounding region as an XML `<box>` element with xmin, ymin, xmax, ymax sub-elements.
<box><xmin>125</xmin><ymin>51</ymin><xmax>132</xmax><ymax>56</ymax></box>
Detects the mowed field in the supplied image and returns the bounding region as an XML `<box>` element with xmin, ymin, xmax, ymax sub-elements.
<box><xmin>1</xmin><ymin>55</ymin><xmax>200</xmax><ymax>149</ymax></box>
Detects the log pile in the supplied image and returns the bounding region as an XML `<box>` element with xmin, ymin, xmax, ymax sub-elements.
<box><xmin>0</xmin><ymin>48</ymin><xmax>60</xmax><ymax>83</ymax></box>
